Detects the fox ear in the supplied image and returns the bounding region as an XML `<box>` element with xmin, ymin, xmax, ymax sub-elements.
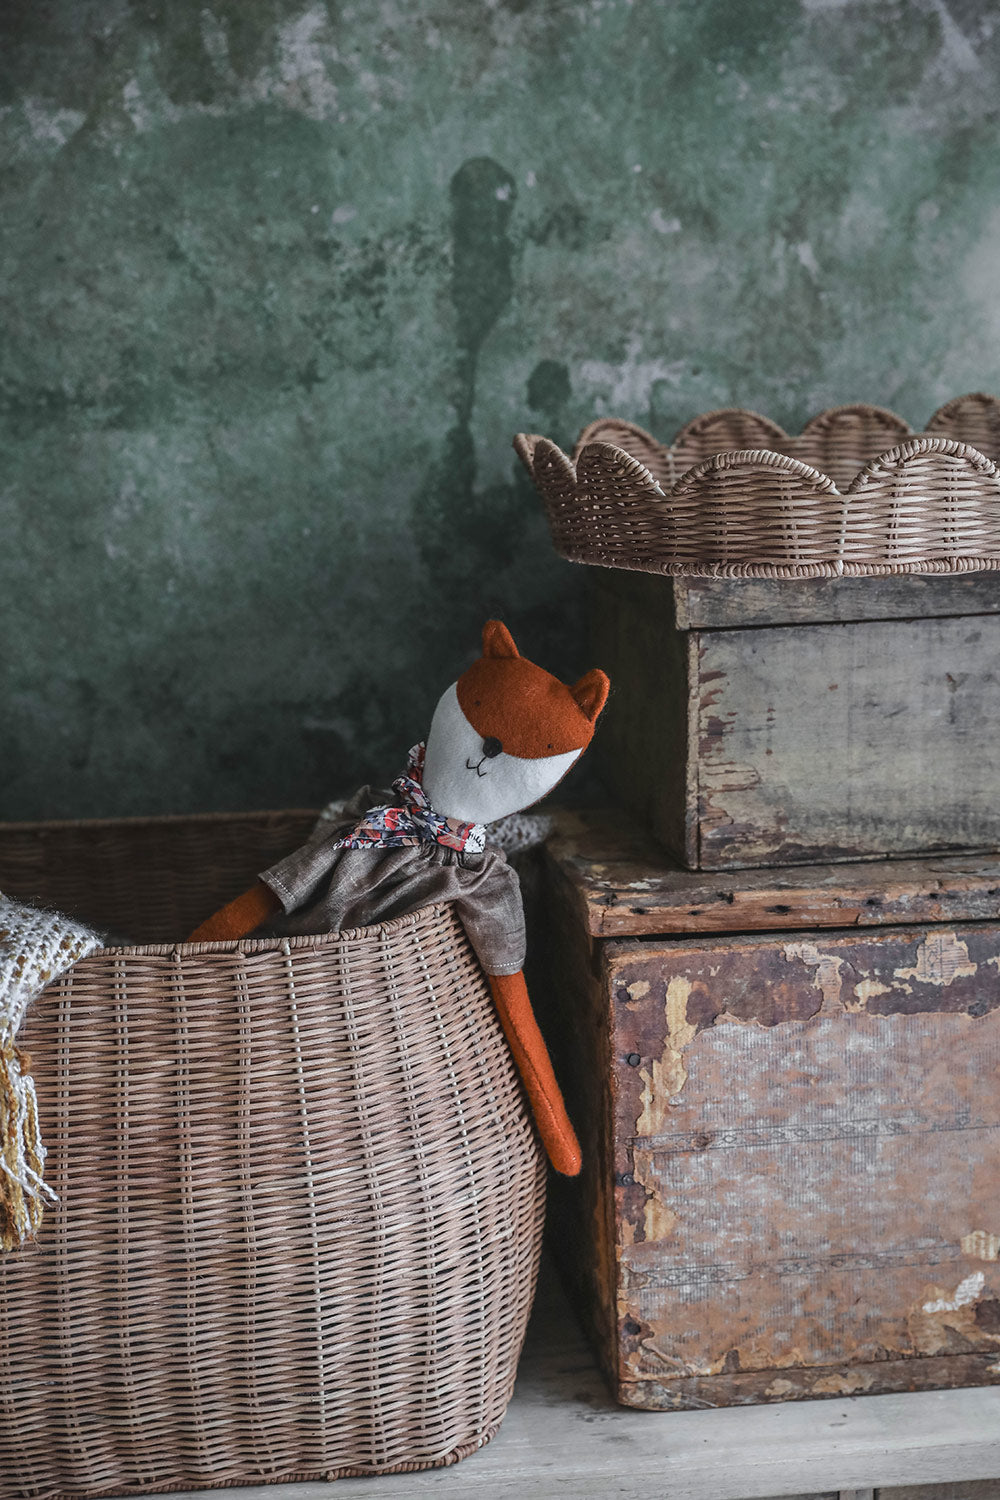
<box><xmin>482</xmin><ymin>619</ymin><xmax>520</xmax><ymax>659</ymax></box>
<box><xmin>570</xmin><ymin>668</ymin><xmax>610</xmax><ymax>723</ymax></box>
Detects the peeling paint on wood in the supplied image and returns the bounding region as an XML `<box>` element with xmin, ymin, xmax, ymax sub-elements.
<box><xmin>921</xmin><ymin>1272</ymin><xmax>986</xmax><ymax>1314</ymax></box>
<box><xmin>963</xmin><ymin>1230</ymin><xmax>1000</xmax><ymax>1262</ymax></box>
<box><xmin>530</xmin><ymin>830</ymin><xmax>1000</xmax><ymax>1411</ymax></box>
<box><xmin>636</xmin><ymin>974</ymin><xmax>696</xmax><ymax>1129</ymax></box>
<box><xmin>895</xmin><ymin>931</ymin><xmax>978</xmax><ymax>986</ymax></box>
<box><xmin>602</xmin><ymin>925</ymin><xmax>1000</xmax><ymax>1406</ymax></box>
<box><xmin>781</xmin><ymin>941</ymin><xmax>845</xmax><ymax>1013</ymax></box>
<box><xmin>618</xmin><ymin>1351</ymin><xmax>1000</xmax><ymax>1412</ymax></box>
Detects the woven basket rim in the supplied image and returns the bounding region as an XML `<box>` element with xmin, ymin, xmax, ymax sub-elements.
<box><xmin>112</xmin><ymin>902</ymin><xmax>459</xmax><ymax>958</ymax></box>
<box><xmin>0</xmin><ymin>807</ymin><xmax>319</xmax><ymax>834</ymax></box>
<box><xmin>0</xmin><ymin>811</ymin><xmax>463</xmax><ymax>956</ymax></box>
<box><xmin>16</xmin><ymin>1425</ymin><xmax>505</xmax><ymax>1499</ymax></box>
<box><xmin>516</xmin><ymin>393</ymin><xmax>1000</xmax><ymax>578</ymax></box>
<box><xmin>571</xmin><ymin>393</ymin><xmax>1000</xmax><ymax>459</ymax></box>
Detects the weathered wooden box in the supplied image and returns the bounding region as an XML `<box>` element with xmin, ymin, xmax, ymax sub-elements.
<box><xmin>590</xmin><ymin>570</ymin><xmax>1000</xmax><ymax>869</ymax></box>
<box><xmin>530</xmin><ymin>810</ymin><xmax>1000</xmax><ymax>1410</ymax></box>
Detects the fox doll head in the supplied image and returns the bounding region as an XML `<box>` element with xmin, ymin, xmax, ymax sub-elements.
<box><xmin>421</xmin><ymin>620</ymin><xmax>610</xmax><ymax>825</ymax></box>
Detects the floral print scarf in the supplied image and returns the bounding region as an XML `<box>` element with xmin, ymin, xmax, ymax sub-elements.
<box><xmin>333</xmin><ymin>742</ymin><xmax>486</xmax><ymax>855</ymax></box>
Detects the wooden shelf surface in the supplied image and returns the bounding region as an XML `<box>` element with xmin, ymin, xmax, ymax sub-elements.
<box><xmin>545</xmin><ymin>808</ymin><xmax>1000</xmax><ymax>938</ymax></box>
<box><xmin>120</xmin><ymin>1260</ymin><xmax>1000</xmax><ymax>1500</ymax></box>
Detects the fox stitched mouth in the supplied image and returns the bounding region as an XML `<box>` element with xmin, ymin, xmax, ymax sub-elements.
<box><xmin>466</xmin><ymin>757</ymin><xmax>489</xmax><ymax>778</ymax></box>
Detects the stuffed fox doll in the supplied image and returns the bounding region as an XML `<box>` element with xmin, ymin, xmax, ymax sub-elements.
<box><xmin>189</xmin><ymin>621</ymin><xmax>610</xmax><ymax>1175</ymax></box>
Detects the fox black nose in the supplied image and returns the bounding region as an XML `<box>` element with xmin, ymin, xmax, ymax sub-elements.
<box><xmin>482</xmin><ymin>736</ymin><xmax>503</xmax><ymax>759</ymax></box>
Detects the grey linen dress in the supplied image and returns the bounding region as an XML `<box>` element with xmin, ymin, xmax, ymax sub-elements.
<box><xmin>259</xmin><ymin>785</ymin><xmax>526</xmax><ymax>977</ymax></box>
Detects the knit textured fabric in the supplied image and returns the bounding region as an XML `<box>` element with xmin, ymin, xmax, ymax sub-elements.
<box><xmin>0</xmin><ymin>894</ymin><xmax>103</xmax><ymax>1250</ymax></box>
<box><xmin>333</xmin><ymin>742</ymin><xmax>487</xmax><ymax>855</ymax></box>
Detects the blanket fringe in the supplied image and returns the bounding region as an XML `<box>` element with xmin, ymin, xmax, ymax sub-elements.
<box><xmin>0</xmin><ymin>892</ymin><xmax>103</xmax><ymax>1251</ymax></box>
<box><xmin>0</xmin><ymin>1040</ymin><xmax>55</xmax><ymax>1251</ymax></box>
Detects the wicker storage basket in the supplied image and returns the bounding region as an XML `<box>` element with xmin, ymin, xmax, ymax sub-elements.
<box><xmin>515</xmin><ymin>391</ymin><xmax>1000</xmax><ymax>577</ymax></box>
<box><xmin>0</xmin><ymin>813</ymin><xmax>546</xmax><ymax>1500</ymax></box>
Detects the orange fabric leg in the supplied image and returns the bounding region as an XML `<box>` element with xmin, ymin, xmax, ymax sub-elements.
<box><xmin>187</xmin><ymin>880</ymin><xmax>282</xmax><ymax>943</ymax></box>
<box><xmin>488</xmin><ymin>969</ymin><xmax>581</xmax><ymax>1176</ymax></box>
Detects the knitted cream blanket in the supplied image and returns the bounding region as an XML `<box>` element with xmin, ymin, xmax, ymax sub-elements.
<box><xmin>0</xmin><ymin>894</ymin><xmax>103</xmax><ymax>1251</ymax></box>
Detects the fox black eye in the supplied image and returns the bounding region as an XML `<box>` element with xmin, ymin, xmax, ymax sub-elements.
<box><xmin>547</xmin><ymin>743</ymin><xmax>553</xmax><ymax>749</ymax></box>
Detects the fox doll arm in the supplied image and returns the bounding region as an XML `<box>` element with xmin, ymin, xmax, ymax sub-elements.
<box><xmin>187</xmin><ymin>880</ymin><xmax>281</xmax><ymax>942</ymax></box>
<box><xmin>488</xmin><ymin>969</ymin><xmax>581</xmax><ymax>1176</ymax></box>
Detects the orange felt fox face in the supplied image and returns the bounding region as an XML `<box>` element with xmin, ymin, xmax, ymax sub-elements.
<box><xmin>422</xmin><ymin>621</ymin><xmax>610</xmax><ymax>825</ymax></box>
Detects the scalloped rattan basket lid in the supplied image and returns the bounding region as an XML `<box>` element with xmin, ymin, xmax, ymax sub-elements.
<box><xmin>515</xmin><ymin>393</ymin><xmax>1000</xmax><ymax>578</ymax></box>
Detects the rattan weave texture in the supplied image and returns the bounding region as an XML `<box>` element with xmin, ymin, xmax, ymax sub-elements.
<box><xmin>0</xmin><ymin>814</ymin><xmax>546</xmax><ymax>1499</ymax></box>
<box><xmin>515</xmin><ymin>392</ymin><xmax>1000</xmax><ymax>577</ymax></box>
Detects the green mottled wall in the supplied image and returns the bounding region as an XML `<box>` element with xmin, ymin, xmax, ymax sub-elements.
<box><xmin>3</xmin><ymin>0</ymin><xmax>1000</xmax><ymax>818</ymax></box>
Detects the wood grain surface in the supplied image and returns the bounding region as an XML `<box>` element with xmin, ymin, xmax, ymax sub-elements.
<box><xmin>544</xmin><ymin>808</ymin><xmax>1000</xmax><ymax>937</ymax></box>
<box><xmin>673</xmin><ymin>573</ymin><xmax>1000</xmax><ymax>631</ymax></box>
<box><xmin>588</xmin><ymin>571</ymin><xmax>1000</xmax><ymax>870</ymax></box>
<box><xmin>694</xmin><ymin>611</ymin><xmax>1000</xmax><ymax>868</ymax></box>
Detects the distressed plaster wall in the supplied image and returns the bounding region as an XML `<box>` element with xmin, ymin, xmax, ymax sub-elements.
<box><xmin>2</xmin><ymin>0</ymin><xmax>1000</xmax><ymax>818</ymax></box>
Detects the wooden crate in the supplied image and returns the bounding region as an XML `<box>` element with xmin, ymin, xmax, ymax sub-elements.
<box><xmin>529</xmin><ymin>809</ymin><xmax>1000</xmax><ymax>1410</ymax></box>
<box><xmin>590</xmin><ymin>570</ymin><xmax>1000</xmax><ymax>870</ymax></box>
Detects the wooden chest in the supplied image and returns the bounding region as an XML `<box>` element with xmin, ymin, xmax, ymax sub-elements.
<box><xmin>590</xmin><ymin>570</ymin><xmax>1000</xmax><ymax>869</ymax></box>
<box><xmin>528</xmin><ymin>810</ymin><xmax>1000</xmax><ymax>1410</ymax></box>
